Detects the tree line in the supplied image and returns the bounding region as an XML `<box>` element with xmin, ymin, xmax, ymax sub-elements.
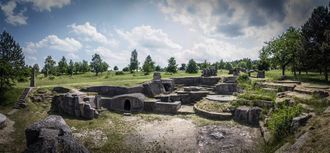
<box><xmin>259</xmin><ymin>2</ymin><xmax>330</xmax><ymax>81</ymax></box>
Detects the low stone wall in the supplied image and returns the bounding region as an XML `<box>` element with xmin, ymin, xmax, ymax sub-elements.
<box><xmin>52</xmin><ymin>93</ymin><xmax>100</xmax><ymax>119</ymax></box>
<box><xmin>156</xmin><ymin>91</ymin><xmax>209</xmax><ymax>104</ymax></box>
<box><xmin>233</xmin><ymin>106</ymin><xmax>262</xmax><ymax>126</ymax></box>
<box><xmin>235</xmin><ymin>99</ymin><xmax>273</xmax><ymax>108</ymax></box>
<box><xmin>193</xmin><ymin>104</ymin><xmax>232</xmax><ymax>120</ymax></box>
<box><xmin>255</xmin><ymin>82</ymin><xmax>296</xmax><ymax>92</ymax></box>
<box><xmin>223</xmin><ymin>76</ymin><xmax>237</xmax><ymax>83</ymax></box>
<box><xmin>154</xmin><ymin>101</ymin><xmax>181</xmax><ymax>114</ymax></box>
<box><xmin>214</xmin><ymin>83</ymin><xmax>238</xmax><ymax>95</ymax></box>
<box><xmin>172</xmin><ymin>77</ymin><xmax>221</xmax><ymax>86</ymax></box>
<box><xmin>82</xmin><ymin>85</ymin><xmax>144</xmax><ymax>97</ymax></box>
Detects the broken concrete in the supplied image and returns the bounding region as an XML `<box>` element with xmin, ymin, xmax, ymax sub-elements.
<box><xmin>24</xmin><ymin>115</ymin><xmax>89</xmax><ymax>153</ymax></box>
<box><xmin>234</xmin><ymin>106</ymin><xmax>262</xmax><ymax>125</ymax></box>
<box><xmin>214</xmin><ymin>83</ymin><xmax>238</xmax><ymax>95</ymax></box>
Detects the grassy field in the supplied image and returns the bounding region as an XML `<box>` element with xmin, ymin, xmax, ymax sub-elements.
<box><xmin>15</xmin><ymin>70</ymin><xmax>232</xmax><ymax>89</ymax></box>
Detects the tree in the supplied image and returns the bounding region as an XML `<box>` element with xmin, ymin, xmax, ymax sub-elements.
<box><xmin>43</xmin><ymin>56</ymin><xmax>56</xmax><ymax>77</ymax></box>
<box><xmin>90</xmin><ymin>53</ymin><xmax>103</xmax><ymax>76</ymax></box>
<box><xmin>261</xmin><ymin>27</ymin><xmax>301</xmax><ymax>76</ymax></box>
<box><xmin>122</xmin><ymin>67</ymin><xmax>129</xmax><ymax>72</ymax></box>
<box><xmin>74</xmin><ymin>62</ymin><xmax>80</xmax><ymax>74</ymax></box>
<box><xmin>142</xmin><ymin>55</ymin><xmax>155</xmax><ymax>75</ymax></box>
<box><xmin>166</xmin><ymin>57</ymin><xmax>177</xmax><ymax>73</ymax></box>
<box><xmin>302</xmin><ymin>4</ymin><xmax>330</xmax><ymax>81</ymax></box>
<box><xmin>0</xmin><ymin>31</ymin><xmax>25</xmax><ymax>91</ymax></box>
<box><xmin>33</xmin><ymin>64</ymin><xmax>40</xmax><ymax>74</ymax></box>
<box><xmin>58</xmin><ymin>56</ymin><xmax>68</xmax><ymax>74</ymax></box>
<box><xmin>101</xmin><ymin>62</ymin><xmax>109</xmax><ymax>73</ymax></box>
<box><xmin>67</xmin><ymin>59</ymin><xmax>74</xmax><ymax>76</ymax></box>
<box><xmin>155</xmin><ymin>65</ymin><xmax>161</xmax><ymax>71</ymax></box>
<box><xmin>218</xmin><ymin>60</ymin><xmax>225</xmax><ymax>69</ymax></box>
<box><xmin>186</xmin><ymin>59</ymin><xmax>198</xmax><ymax>73</ymax></box>
<box><xmin>114</xmin><ymin>66</ymin><xmax>119</xmax><ymax>71</ymax></box>
<box><xmin>80</xmin><ymin>60</ymin><xmax>90</xmax><ymax>73</ymax></box>
<box><xmin>225</xmin><ymin>63</ymin><xmax>233</xmax><ymax>70</ymax></box>
<box><xmin>200</xmin><ymin>60</ymin><xmax>210</xmax><ymax>69</ymax></box>
<box><xmin>179</xmin><ymin>63</ymin><xmax>186</xmax><ymax>71</ymax></box>
<box><xmin>129</xmin><ymin>49</ymin><xmax>139</xmax><ymax>73</ymax></box>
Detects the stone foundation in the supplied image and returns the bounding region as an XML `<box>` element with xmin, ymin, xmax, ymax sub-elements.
<box><xmin>214</xmin><ymin>83</ymin><xmax>238</xmax><ymax>95</ymax></box>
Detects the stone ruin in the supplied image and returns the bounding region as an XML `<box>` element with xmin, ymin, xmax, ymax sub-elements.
<box><xmin>52</xmin><ymin>92</ymin><xmax>101</xmax><ymax>119</ymax></box>
<box><xmin>24</xmin><ymin>115</ymin><xmax>89</xmax><ymax>153</ymax></box>
<box><xmin>51</xmin><ymin>72</ymin><xmax>247</xmax><ymax>121</ymax></box>
<box><xmin>257</xmin><ymin>71</ymin><xmax>265</xmax><ymax>78</ymax></box>
<box><xmin>201</xmin><ymin>66</ymin><xmax>217</xmax><ymax>77</ymax></box>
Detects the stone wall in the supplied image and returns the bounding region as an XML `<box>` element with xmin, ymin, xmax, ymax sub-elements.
<box><xmin>82</xmin><ymin>85</ymin><xmax>144</xmax><ymax>97</ymax></box>
<box><xmin>214</xmin><ymin>83</ymin><xmax>238</xmax><ymax>95</ymax></box>
<box><xmin>153</xmin><ymin>101</ymin><xmax>181</xmax><ymax>114</ymax></box>
<box><xmin>52</xmin><ymin>93</ymin><xmax>100</xmax><ymax>119</ymax></box>
<box><xmin>233</xmin><ymin>106</ymin><xmax>262</xmax><ymax>126</ymax></box>
<box><xmin>172</xmin><ymin>77</ymin><xmax>221</xmax><ymax>86</ymax></box>
<box><xmin>193</xmin><ymin>104</ymin><xmax>232</xmax><ymax>120</ymax></box>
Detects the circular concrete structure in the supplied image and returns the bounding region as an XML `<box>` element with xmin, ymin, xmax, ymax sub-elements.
<box><xmin>206</xmin><ymin>95</ymin><xmax>237</xmax><ymax>102</ymax></box>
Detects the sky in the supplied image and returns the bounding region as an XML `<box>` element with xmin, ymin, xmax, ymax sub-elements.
<box><xmin>0</xmin><ymin>0</ymin><xmax>328</xmax><ymax>69</ymax></box>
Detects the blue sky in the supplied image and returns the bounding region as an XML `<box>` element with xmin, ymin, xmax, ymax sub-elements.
<box><xmin>0</xmin><ymin>0</ymin><xmax>328</xmax><ymax>69</ymax></box>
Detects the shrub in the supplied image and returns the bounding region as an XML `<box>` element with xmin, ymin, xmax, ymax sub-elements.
<box><xmin>115</xmin><ymin>71</ymin><xmax>124</xmax><ymax>75</ymax></box>
<box><xmin>267</xmin><ymin>105</ymin><xmax>302</xmax><ymax>141</ymax></box>
<box><xmin>49</xmin><ymin>76</ymin><xmax>55</xmax><ymax>80</ymax></box>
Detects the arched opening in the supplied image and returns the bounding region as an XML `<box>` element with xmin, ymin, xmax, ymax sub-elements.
<box><xmin>124</xmin><ymin>99</ymin><xmax>131</xmax><ymax>111</ymax></box>
<box><xmin>163</xmin><ymin>83</ymin><xmax>171</xmax><ymax>92</ymax></box>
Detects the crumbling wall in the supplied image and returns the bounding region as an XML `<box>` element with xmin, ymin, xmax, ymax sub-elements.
<box><xmin>101</xmin><ymin>93</ymin><xmax>145</xmax><ymax>112</ymax></box>
<box><xmin>52</xmin><ymin>93</ymin><xmax>100</xmax><ymax>119</ymax></box>
<box><xmin>172</xmin><ymin>77</ymin><xmax>220</xmax><ymax>86</ymax></box>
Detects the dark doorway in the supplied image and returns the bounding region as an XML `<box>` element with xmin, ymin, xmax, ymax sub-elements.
<box><xmin>163</xmin><ymin>83</ymin><xmax>171</xmax><ymax>92</ymax></box>
<box><xmin>124</xmin><ymin>99</ymin><xmax>131</xmax><ymax>111</ymax></box>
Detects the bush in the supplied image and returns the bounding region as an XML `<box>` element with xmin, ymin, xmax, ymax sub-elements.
<box><xmin>237</xmin><ymin>74</ymin><xmax>251</xmax><ymax>89</ymax></box>
<box><xmin>267</xmin><ymin>105</ymin><xmax>302</xmax><ymax>141</ymax></box>
<box><xmin>49</xmin><ymin>76</ymin><xmax>55</xmax><ymax>80</ymax></box>
<box><xmin>115</xmin><ymin>71</ymin><xmax>124</xmax><ymax>75</ymax></box>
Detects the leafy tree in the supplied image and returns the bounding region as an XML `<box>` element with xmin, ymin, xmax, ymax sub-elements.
<box><xmin>74</xmin><ymin>62</ymin><xmax>80</xmax><ymax>74</ymax></box>
<box><xmin>129</xmin><ymin>49</ymin><xmax>139</xmax><ymax>73</ymax></box>
<box><xmin>101</xmin><ymin>62</ymin><xmax>109</xmax><ymax>73</ymax></box>
<box><xmin>155</xmin><ymin>65</ymin><xmax>161</xmax><ymax>71</ymax></box>
<box><xmin>186</xmin><ymin>59</ymin><xmax>198</xmax><ymax>73</ymax></box>
<box><xmin>302</xmin><ymin>4</ymin><xmax>330</xmax><ymax>81</ymax></box>
<box><xmin>218</xmin><ymin>59</ymin><xmax>225</xmax><ymax>69</ymax></box>
<box><xmin>142</xmin><ymin>55</ymin><xmax>155</xmax><ymax>75</ymax></box>
<box><xmin>166</xmin><ymin>57</ymin><xmax>177</xmax><ymax>73</ymax></box>
<box><xmin>225</xmin><ymin>62</ymin><xmax>233</xmax><ymax>70</ymax></box>
<box><xmin>113</xmin><ymin>66</ymin><xmax>119</xmax><ymax>71</ymax></box>
<box><xmin>262</xmin><ymin>27</ymin><xmax>301</xmax><ymax>76</ymax></box>
<box><xmin>43</xmin><ymin>56</ymin><xmax>56</xmax><ymax>77</ymax></box>
<box><xmin>67</xmin><ymin>59</ymin><xmax>74</xmax><ymax>76</ymax></box>
<box><xmin>122</xmin><ymin>67</ymin><xmax>129</xmax><ymax>72</ymax></box>
<box><xmin>246</xmin><ymin>59</ymin><xmax>253</xmax><ymax>70</ymax></box>
<box><xmin>0</xmin><ymin>31</ymin><xmax>25</xmax><ymax>91</ymax></box>
<box><xmin>179</xmin><ymin>63</ymin><xmax>186</xmax><ymax>71</ymax></box>
<box><xmin>33</xmin><ymin>64</ymin><xmax>40</xmax><ymax>74</ymax></box>
<box><xmin>90</xmin><ymin>53</ymin><xmax>103</xmax><ymax>76</ymax></box>
<box><xmin>200</xmin><ymin>60</ymin><xmax>210</xmax><ymax>69</ymax></box>
<box><xmin>58</xmin><ymin>56</ymin><xmax>68</xmax><ymax>74</ymax></box>
<box><xmin>80</xmin><ymin>60</ymin><xmax>90</xmax><ymax>73</ymax></box>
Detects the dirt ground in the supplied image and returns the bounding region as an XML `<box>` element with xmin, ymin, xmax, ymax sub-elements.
<box><xmin>124</xmin><ymin>114</ymin><xmax>263</xmax><ymax>153</ymax></box>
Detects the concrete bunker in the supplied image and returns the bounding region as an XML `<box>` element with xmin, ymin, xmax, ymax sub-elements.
<box><xmin>102</xmin><ymin>93</ymin><xmax>145</xmax><ymax>113</ymax></box>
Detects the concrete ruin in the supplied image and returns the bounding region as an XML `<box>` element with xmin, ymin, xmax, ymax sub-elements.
<box><xmin>51</xmin><ymin>72</ymin><xmax>243</xmax><ymax>119</ymax></box>
<box><xmin>52</xmin><ymin>93</ymin><xmax>101</xmax><ymax>120</ymax></box>
<box><xmin>24</xmin><ymin>115</ymin><xmax>89</xmax><ymax>153</ymax></box>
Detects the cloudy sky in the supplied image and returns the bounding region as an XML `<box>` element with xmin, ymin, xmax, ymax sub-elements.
<box><xmin>0</xmin><ymin>0</ymin><xmax>328</xmax><ymax>69</ymax></box>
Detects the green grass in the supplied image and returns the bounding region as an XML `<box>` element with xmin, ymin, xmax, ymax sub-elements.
<box><xmin>195</xmin><ymin>100</ymin><xmax>230</xmax><ymax>113</ymax></box>
<box><xmin>266</xmin><ymin>70</ymin><xmax>330</xmax><ymax>85</ymax></box>
<box><xmin>0</xmin><ymin>87</ymin><xmax>24</xmax><ymax>106</ymax></box>
<box><xmin>15</xmin><ymin>70</ymin><xmax>230</xmax><ymax>89</ymax></box>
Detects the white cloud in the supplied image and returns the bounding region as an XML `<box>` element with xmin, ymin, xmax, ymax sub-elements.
<box><xmin>23</xmin><ymin>0</ymin><xmax>71</xmax><ymax>12</ymax></box>
<box><xmin>24</xmin><ymin>35</ymin><xmax>82</xmax><ymax>54</ymax></box>
<box><xmin>69</xmin><ymin>22</ymin><xmax>117</xmax><ymax>46</ymax></box>
<box><xmin>116</xmin><ymin>25</ymin><xmax>182</xmax><ymax>50</ymax></box>
<box><xmin>0</xmin><ymin>1</ymin><xmax>28</xmax><ymax>26</ymax></box>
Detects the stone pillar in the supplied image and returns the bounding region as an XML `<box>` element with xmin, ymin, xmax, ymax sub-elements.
<box><xmin>30</xmin><ymin>67</ymin><xmax>36</xmax><ymax>87</ymax></box>
<box><xmin>257</xmin><ymin>71</ymin><xmax>265</xmax><ymax>78</ymax></box>
<box><xmin>153</xmin><ymin>72</ymin><xmax>161</xmax><ymax>81</ymax></box>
